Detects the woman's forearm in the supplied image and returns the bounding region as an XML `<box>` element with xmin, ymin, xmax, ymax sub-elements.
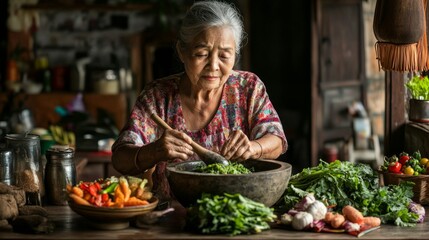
<box><xmin>254</xmin><ymin>134</ymin><xmax>287</xmax><ymax>159</ymax></box>
<box><xmin>112</xmin><ymin>143</ymin><xmax>158</xmax><ymax>175</ymax></box>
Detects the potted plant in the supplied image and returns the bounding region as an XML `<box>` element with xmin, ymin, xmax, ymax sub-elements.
<box><xmin>405</xmin><ymin>75</ymin><xmax>429</xmax><ymax>123</ymax></box>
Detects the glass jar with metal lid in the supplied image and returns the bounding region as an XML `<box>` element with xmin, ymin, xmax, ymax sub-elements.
<box><xmin>5</xmin><ymin>133</ymin><xmax>43</xmax><ymax>205</ymax></box>
<box><xmin>44</xmin><ymin>145</ymin><xmax>76</xmax><ymax>205</ymax></box>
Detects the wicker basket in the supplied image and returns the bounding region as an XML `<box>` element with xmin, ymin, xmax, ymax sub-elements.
<box><xmin>380</xmin><ymin>172</ymin><xmax>429</xmax><ymax>205</ymax></box>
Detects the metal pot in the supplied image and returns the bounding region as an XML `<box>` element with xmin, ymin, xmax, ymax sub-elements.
<box><xmin>409</xmin><ymin>99</ymin><xmax>429</xmax><ymax>123</ymax></box>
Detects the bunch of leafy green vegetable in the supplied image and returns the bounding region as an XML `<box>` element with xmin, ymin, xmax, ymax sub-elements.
<box><xmin>186</xmin><ymin>193</ymin><xmax>276</xmax><ymax>235</ymax></box>
<box><xmin>195</xmin><ymin>162</ymin><xmax>252</xmax><ymax>174</ymax></box>
<box><xmin>405</xmin><ymin>75</ymin><xmax>429</xmax><ymax>100</ymax></box>
<box><xmin>278</xmin><ymin>160</ymin><xmax>420</xmax><ymax>226</ymax></box>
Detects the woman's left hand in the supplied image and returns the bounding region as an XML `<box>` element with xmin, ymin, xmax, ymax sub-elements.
<box><xmin>220</xmin><ymin>130</ymin><xmax>258</xmax><ymax>161</ymax></box>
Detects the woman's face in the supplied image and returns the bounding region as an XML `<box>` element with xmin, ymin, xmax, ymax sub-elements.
<box><xmin>178</xmin><ymin>26</ymin><xmax>236</xmax><ymax>90</ymax></box>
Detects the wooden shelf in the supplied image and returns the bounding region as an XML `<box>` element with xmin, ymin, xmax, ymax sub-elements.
<box><xmin>22</xmin><ymin>2</ymin><xmax>155</xmax><ymax>12</ymax></box>
<box><xmin>0</xmin><ymin>92</ymin><xmax>128</xmax><ymax>129</ymax></box>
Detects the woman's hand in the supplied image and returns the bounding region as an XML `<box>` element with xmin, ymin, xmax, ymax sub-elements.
<box><xmin>220</xmin><ymin>130</ymin><xmax>260</xmax><ymax>161</ymax></box>
<box><xmin>153</xmin><ymin>129</ymin><xmax>194</xmax><ymax>162</ymax></box>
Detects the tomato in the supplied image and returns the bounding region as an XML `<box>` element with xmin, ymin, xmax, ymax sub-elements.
<box><xmin>420</xmin><ymin>157</ymin><xmax>429</xmax><ymax>167</ymax></box>
<box><xmin>101</xmin><ymin>193</ymin><xmax>109</xmax><ymax>202</ymax></box>
<box><xmin>399</xmin><ymin>155</ymin><xmax>410</xmax><ymax>165</ymax></box>
<box><xmin>388</xmin><ymin>161</ymin><xmax>402</xmax><ymax>173</ymax></box>
<box><xmin>404</xmin><ymin>166</ymin><xmax>415</xmax><ymax>176</ymax></box>
<box><xmin>94</xmin><ymin>182</ymin><xmax>102</xmax><ymax>191</ymax></box>
<box><xmin>88</xmin><ymin>183</ymin><xmax>99</xmax><ymax>197</ymax></box>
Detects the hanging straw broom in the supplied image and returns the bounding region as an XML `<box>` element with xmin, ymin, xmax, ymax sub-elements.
<box><xmin>374</xmin><ymin>0</ymin><xmax>429</xmax><ymax>72</ymax></box>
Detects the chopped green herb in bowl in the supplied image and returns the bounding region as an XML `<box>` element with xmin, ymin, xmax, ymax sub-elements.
<box><xmin>194</xmin><ymin>162</ymin><xmax>253</xmax><ymax>174</ymax></box>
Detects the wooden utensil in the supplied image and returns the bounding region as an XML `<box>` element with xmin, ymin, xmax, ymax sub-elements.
<box><xmin>150</xmin><ymin>113</ymin><xmax>229</xmax><ymax>166</ymax></box>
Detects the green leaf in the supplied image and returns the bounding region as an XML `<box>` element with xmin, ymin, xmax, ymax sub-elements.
<box><xmin>187</xmin><ymin>193</ymin><xmax>276</xmax><ymax>235</ymax></box>
<box><xmin>405</xmin><ymin>75</ymin><xmax>429</xmax><ymax>100</ymax></box>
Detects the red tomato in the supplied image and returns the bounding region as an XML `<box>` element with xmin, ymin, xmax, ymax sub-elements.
<box><xmin>88</xmin><ymin>184</ymin><xmax>99</xmax><ymax>197</ymax></box>
<box><xmin>101</xmin><ymin>193</ymin><xmax>109</xmax><ymax>202</ymax></box>
<box><xmin>399</xmin><ymin>155</ymin><xmax>410</xmax><ymax>165</ymax></box>
<box><xmin>388</xmin><ymin>161</ymin><xmax>402</xmax><ymax>173</ymax></box>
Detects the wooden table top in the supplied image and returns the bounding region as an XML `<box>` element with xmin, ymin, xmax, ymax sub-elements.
<box><xmin>0</xmin><ymin>200</ymin><xmax>428</xmax><ymax>240</ymax></box>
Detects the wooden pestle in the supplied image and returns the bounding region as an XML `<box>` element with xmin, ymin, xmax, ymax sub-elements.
<box><xmin>150</xmin><ymin>113</ymin><xmax>229</xmax><ymax>166</ymax></box>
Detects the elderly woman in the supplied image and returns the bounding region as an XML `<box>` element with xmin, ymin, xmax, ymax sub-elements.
<box><xmin>111</xmin><ymin>0</ymin><xmax>287</xmax><ymax>199</ymax></box>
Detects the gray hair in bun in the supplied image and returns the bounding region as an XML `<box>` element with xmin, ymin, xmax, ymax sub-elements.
<box><xmin>177</xmin><ymin>1</ymin><xmax>245</xmax><ymax>56</ymax></box>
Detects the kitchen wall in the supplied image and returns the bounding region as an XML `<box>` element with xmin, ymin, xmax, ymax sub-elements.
<box><xmin>1</xmin><ymin>0</ymin><xmax>385</xmax><ymax>171</ymax></box>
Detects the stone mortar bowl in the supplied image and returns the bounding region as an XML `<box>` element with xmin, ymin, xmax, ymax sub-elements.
<box><xmin>166</xmin><ymin>159</ymin><xmax>292</xmax><ymax>207</ymax></box>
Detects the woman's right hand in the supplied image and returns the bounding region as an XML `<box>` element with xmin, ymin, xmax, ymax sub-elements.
<box><xmin>153</xmin><ymin>129</ymin><xmax>194</xmax><ymax>162</ymax></box>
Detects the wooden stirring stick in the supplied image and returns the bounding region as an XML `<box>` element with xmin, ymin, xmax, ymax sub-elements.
<box><xmin>150</xmin><ymin>113</ymin><xmax>229</xmax><ymax>166</ymax></box>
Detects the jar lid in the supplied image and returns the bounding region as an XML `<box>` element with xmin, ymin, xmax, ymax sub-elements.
<box><xmin>46</xmin><ymin>145</ymin><xmax>74</xmax><ymax>159</ymax></box>
<box><xmin>5</xmin><ymin>133</ymin><xmax>40</xmax><ymax>141</ymax></box>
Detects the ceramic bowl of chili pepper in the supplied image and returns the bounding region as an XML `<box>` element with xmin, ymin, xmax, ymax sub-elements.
<box><xmin>166</xmin><ymin>159</ymin><xmax>292</xmax><ymax>208</ymax></box>
<box><xmin>68</xmin><ymin>197</ymin><xmax>159</xmax><ymax>230</ymax></box>
<box><xmin>67</xmin><ymin>176</ymin><xmax>158</xmax><ymax>230</ymax></box>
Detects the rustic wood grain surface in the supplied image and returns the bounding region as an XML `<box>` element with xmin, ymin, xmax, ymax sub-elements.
<box><xmin>0</xmin><ymin>200</ymin><xmax>428</xmax><ymax>240</ymax></box>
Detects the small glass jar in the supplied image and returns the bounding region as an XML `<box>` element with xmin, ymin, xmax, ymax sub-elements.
<box><xmin>5</xmin><ymin>134</ymin><xmax>43</xmax><ymax>205</ymax></box>
<box><xmin>94</xmin><ymin>70</ymin><xmax>119</xmax><ymax>94</ymax></box>
<box><xmin>44</xmin><ymin>145</ymin><xmax>76</xmax><ymax>205</ymax></box>
<box><xmin>0</xmin><ymin>148</ymin><xmax>14</xmax><ymax>185</ymax></box>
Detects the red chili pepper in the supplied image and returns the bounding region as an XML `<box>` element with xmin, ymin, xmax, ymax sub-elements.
<box><xmin>101</xmin><ymin>193</ymin><xmax>109</xmax><ymax>203</ymax></box>
<box><xmin>399</xmin><ymin>155</ymin><xmax>410</xmax><ymax>165</ymax></box>
<box><xmin>89</xmin><ymin>196</ymin><xmax>95</xmax><ymax>204</ymax></box>
<box><xmin>79</xmin><ymin>182</ymin><xmax>89</xmax><ymax>190</ymax></box>
<box><xmin>94</xmin><ymin>182</ymin><xmax>102</xmax><ymax>191</ymax></box>
<box><xmin>102</xmin><ymin>199</ymin><xmax>112</xmax><ymax>207</ymax></box>
<box><xmin>388</xmin><ymin>161</ymin><xmax>402</xmax><ymax>173</ymax></box>
<box><xmin>79</xmin><ymin>182</ymin><xmax>90</xmax><ymax>192</ymax></box>
<box><xmin>88</xmin><ymin>184</ymin><xmax>99</xmax><ymax>197</ymax></box>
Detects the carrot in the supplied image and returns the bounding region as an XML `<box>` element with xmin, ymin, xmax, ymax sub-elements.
<box><xmin>66</xmin><ymin>184</ymin><xmax>73</xmax><ymax>193</ymax></box>
<box><xmin>113</xmin><ymin>183</ymin><xmax>125</xmax><ymax>208</ymax></box>
<box><xmin>83</xmin><ymin>192</ymin><xmax>92</xmax><ymax>201</ymax></box>
<box><xmin>124</xmin><ymin>196</ymin><xmax>149</xmax><ymax>206</ymax></box>
<box><xmin>342</xmin><ymin>205</ymin><xmax>364</xmax><ymax>224</ymax></box>
<box><xmin>119</xmin><ymin>176</ymin><xmax>132</xmax><ymax>202</ymax></box>
<box><xmin>102</xmin><ymin>198</ymin><xmax>114</xmax><ymax>207</ymax></box>
<box><xmin>69</xmin><ymin>193</ymin><xmax>91</xmax><ymax>206</ymax></box>
<box><xmin>363</xmin><ymin>216</ymin><xmax>381</xmax><ymax>228</ymax></box>
<box><xmin>72</xmin><ymin>186</ymin><xmax>84</xmax><ymax>198</ymax></box>
<box><xmin>135</xmin><ymin>179</ymin><xmax>148</xmax><ymax>199</ymax></box>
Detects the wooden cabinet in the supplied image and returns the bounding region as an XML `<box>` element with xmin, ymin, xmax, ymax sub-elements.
<box><xmin>311</xmin><ymin>0</ymin><xmax>366</xmax><ymax>165</ymax></box>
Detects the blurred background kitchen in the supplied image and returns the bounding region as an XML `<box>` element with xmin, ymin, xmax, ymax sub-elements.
<box><xmin>0</xmin><ymin>0</ymin><xmax>386</xmax><ymax>180</ymax></box>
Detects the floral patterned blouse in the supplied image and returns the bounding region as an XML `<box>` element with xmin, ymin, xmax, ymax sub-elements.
<box><xmin>112</xmin><ymin>70</ymin><xmax>287</xmax><ymax>199</ymax></box>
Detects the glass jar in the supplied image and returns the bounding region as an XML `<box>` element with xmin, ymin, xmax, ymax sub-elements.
<box><xmin>94</xmin><ymin>69</ymin><xmax>119</xmax><ymax>94</ymax></box>
<box><xmin>5</xmin><ymin>134</ymin><xmax>43</xmax><ymax>205</ymax></box>
<box><xmin>0</xmin><ymin>148</ymin><xmax>14</xmax><ymax>185</ymax></box>
<box><xmin>44</xmin><ymin>145</ymin><xmax>76</xmax><ymax>205</ymax></box>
